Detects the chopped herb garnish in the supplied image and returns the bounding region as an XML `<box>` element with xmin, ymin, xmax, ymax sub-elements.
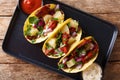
<box><xmin>29</xmin><ymin>16</ymin><xmax>39</xmax><ymax>24</ymax></box>
<box><xmin>46</xmin><ymin>43</ymin><xmax>51</xmax><ymax>49</ymax></box>
<box><xmin>52</xmin><ymin>18</ymin><xmax>58</xmax><ymax>21</ymax></box>
<box><xmin>77</xmin><ymin>61</ymin><xmax>82</xmax><ymax>65</ymax></box>
<box><xmin>38</xmin><ymin>31</ymin><xmax>43</xmax><ymax>35</ymax></box>
<box><xmin>78</xmin><ymin>49</ymin><xmax>86</xmax><ymax>56</ymax></box>
<box><xmin>58</xmin><ymin>64</ymin><xmax>64</xmax><ymax>69</ymax></box>
<box><xmin>56</xmin><ymin>32</ymin><xmax>62</xmax><ymax>48</ymax></box>
<box><xmin>31</xmin><ymin>39</ymin><xmax>35</xmax><ymax>43</ymax></box>
<box><xmin>67</xmin><ymin>22</ymin><xmax>71</xmax><ymax>28</ymax></box>
<box><xmin>75</xmin><ymin>48</ymin><xmax>79</xmax><ymax>53</ymax></box>
<box><xmin>59</xmin><ymin>52</ymin><xmax>63</xmax><ymax>56</ymax></box>
<box><xmin>25</xmin><ymin>25</ymin><xmax>32</xmax><ymax>35</ymax></box>
<box><xmin>37</xmin><ymin>26</ymin><xmax>43</xmax><ymax>35</ymax></box>
<box><xmin>37</xmin><ymin>26</ymin><xmax>43</xmax><ymax>31</ymax></box>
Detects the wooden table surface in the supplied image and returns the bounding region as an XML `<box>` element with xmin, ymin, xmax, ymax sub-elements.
<box><xmin>0</xmin><ymin>0</ymin><xmax>120</xmax><ymax>80</ymax></box>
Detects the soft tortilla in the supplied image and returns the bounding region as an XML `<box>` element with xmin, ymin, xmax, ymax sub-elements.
<box><xmin>42</xmin><ymin>18</ymin><xmax>82</xmax><ymax>58</ymax></box>
<box><xmin>58</xmin><ymin>36</ymin><xmax>99</xmax><ymax>73</ymax></box>
<box><xmin>23</xmin><ymin>4</ymin><xmax>64</xmax><ymax>44</ymax></box>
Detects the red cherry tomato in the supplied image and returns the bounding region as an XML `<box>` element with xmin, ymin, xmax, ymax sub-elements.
<box><xmin>60</xmin><ymin>46</ymin><xmax>68</xmax><ymax>53</ymax></box>
<box><xmin>21</xmin><ymin>0</ymin><xmax>42</xmax><ymax>14</ymax></box>
<box><xmin>45</xmin><ymin>49</ymin><xmax>54</xmax><ymax>55</ymax></box>
<box><xmin>47</xmin><ymin>20</ymin><xmax>58</xmax><ymax>30</ymax></box>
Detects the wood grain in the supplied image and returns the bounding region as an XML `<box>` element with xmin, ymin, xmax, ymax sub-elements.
<box><xmin>0</xmin><ymin>64</ymin><xmax>70</xmax><ymax>80</ymax></box>
<box><xmin>59</xmin><ymin>0</ymin><xmax>120</xmax><ymax>13</ymax></box>
<box><xmin>0</xmin><ymin>0</ymin><xmax>120</xmax><ymax>15</ymax></box>
<box><xmin>0</xmin><ymin>0</ymin><xmax>17</xmax><ymax>16</ymax></box>
<box><xmin>92</xmin><ymin>13</ymin><xmax>120</xmax><ymax>32</ymax></box>
<box><xmin>0</xmin><ymin>62</ymin><xmax>119</xmax><ymax>80</ymax></box>
<box><xmin>0</xmin><ymin>0</ymin><xmax>120</xmax><ymax>80</ymax></box>
<box><xmin>103</xmin><ymin>62</ymin><xmax>120</xmax><ymax>80</ymax></box>
<box><xmin>0</xmin><ymin>17</ymin><xmax>11</xmax><ymax>39</ymax></box>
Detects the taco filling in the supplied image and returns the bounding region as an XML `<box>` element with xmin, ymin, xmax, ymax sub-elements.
<box><xmin>23</xmin><ymin>4</ymin><xmax>64</xmax><ymax>44</ymax></box>
<box><xmin>43</xmin><ymin>18</ymin><xmax>82</xmax><ymax>58</ymax></box>
<box><xmin>58</xmin><ymin>36</ymin><xmax>99</xmax><ymax>72</ymax></box>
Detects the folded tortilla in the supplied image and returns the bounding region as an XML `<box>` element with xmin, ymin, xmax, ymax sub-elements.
<box><xmin>58</xmin><ymin>36</ymin><xmax>99</xmax><ymax>73</ymax></box>
<box><xmin>23</xmin><ymin>4</ymin><xmax>64</xmax><ymax>44</ymax></box>
<box><xmin>42</xmin><ymin>18</ymin><xmax>82</xmax><ymax>58</ymax></box>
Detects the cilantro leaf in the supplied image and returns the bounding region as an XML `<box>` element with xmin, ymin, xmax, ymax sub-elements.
<box><xmin>37</xmin><ymin>26</ymin><xmax>43</xmax><ymax>35</ymax></box>
<box><xmin>52</xmin><ymin>18</ymin><xmax>58</xmax><ymax>21</ymax></box>
<box><xmin>58</xmin><ymin>64</ymin><xmax>64</xmax><ymax>69</ymax></box>
<box><xmin>29</xmin><ymin>17</ymin><xmax>39</xmax><ymax>24</ymax></box>
<box><xmin>24</xmin><ymin>25</ymin><xmax>32</xmax><ymax>36</ymax></box>
<box><xmin>31</xmin><ymin>39</ymin><xmax>35</xmax><ymax>44</ymax></box>
<box><xmin>67</xmin><ymin>22</ymin><xmax>71</xmax><ymax>28</ymax></box>
<box><xmin>59</xmin><ymin>52</ymin><xmax>63</xmax><ymax>56</ymax></box>
<box><xmin>56</xmin><ymin>32</ymin><xmax>62</xmax><ymax>48</ymax></box>
<box><xmin>46</xmin><ymin>43</ymin><xmax>51</xmax><ymax>49</ymax></box>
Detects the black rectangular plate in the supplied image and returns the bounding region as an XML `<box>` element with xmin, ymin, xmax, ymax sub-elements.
<box><xmin>2</xmin><ymin>0</ymin><xmax>118</xmax><ymax>80</ymax></box>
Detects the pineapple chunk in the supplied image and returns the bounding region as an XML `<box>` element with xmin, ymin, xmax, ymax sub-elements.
<box><xmin>30</xmin><ymin>28</ymin><xmax>39</xmax><ymax>36</ymax></box>
<box><xmin>70</xmin><ymin>20</ymin><xmax>78</xmax><ymax>30</ymax></box>
<box><xmin>61</xmin><ymin>25</ymin><xmax>70</xmax><ymax>34</ymax></box>
<box><xmin>66</xmin><ymin>58</ymin><xmax>76</xmax><ymax>68</ymax></box>
<box><xmin>53</xmin><ymin>11</ymin><xmax>64</xmax><ymax>22</ymax></box>
<box><xmin>68</xmin><ymin>37</ymin><xmax>75</xmax><ymax>44</ymax></box>
<box><xmin>43</xmin><ymin>15</ymin><xmax>53</xmax><ymax>24</ymax></box>
<box><xmin>47</xmin><ymin>38</ymin><xmax>57</xmax><ymax>48</ymax></box>
<box><xmin>49</xmin><ymin>4</ymin><xmax>56</xmax><ymax>9</ymax></box>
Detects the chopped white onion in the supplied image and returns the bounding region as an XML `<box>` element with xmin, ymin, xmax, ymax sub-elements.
<box><xmin>55</xmin><ymin>4</ymin><xmax>60</xmax><ymax>10</ymax></box>
<box><xmin>72</xmin><ymin>32</ymin><xmax>77</xmax><ymax>37</ymax></box>
<box><xmin>76</xmin><ymin>64</ymin><xmax>82</xmax><ymax>69</ymax></box>
<box><xmin>89</xmin><ymin>43</ymin><xmax>94</xmax><ymax>50</ymax></box>
<box><xmin>62</xmin><ymin>57</ymin><xmax>68</xmax><ymax>64</ymax></box>
<box><xmin>43</xmin><ymin>28</ymin><xmax>52</xmax><ymax>33</ymax></box>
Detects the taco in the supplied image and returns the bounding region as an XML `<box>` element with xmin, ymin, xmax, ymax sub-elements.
<box><xmin>58</xmin><ymin>36</ymin><xmax>99</xmax><ymax>73</ymax></box>
<box><xmin>42</xmin><ymin>18</ymin><xmax>82</xmax><ymax>58</ymax></box>
<box><xmin>23</xmin><ymin>4</ymin><xmax>64</xmax><ymax>44</ymax></box>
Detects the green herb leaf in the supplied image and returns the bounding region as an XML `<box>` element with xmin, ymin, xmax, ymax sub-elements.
<box><xmin>77</xmin><ymin>61</ymin><xmax>82</xmax><ymax>65</ymax></box>
<box><xmin>25</xmin><ymin>25</ymin><xmax>32</xmax><ymax>36</ymax></box>
<box><xmin>52</xmin><ymin>18</ymin><xmax>58</xmax><ymax>21</ymax></box>
<box><xmin>31</xmin><ymin>39</ymin><xmax>35</xmax><ymax>44</ymax></box>
<box><xmin>37</xmin><ymin>26</ymin><xmax>43</xmax><ymax>35</ymax></box>
<box><xmin>46</xmin><ymin>43</ymin><xmax>51</xmax><ymax>49</ymax></box>
<box><xmin>59</xmin><ymin>52</ymin><xmax>63</xmax><ymax>56</ymax></box>
<box><xmin>56</xmin><ymin>32</ymin><xmax>62</xmax><ymax>48</ymax></box>
<box><xmin>29</xmin><ymin>17</ymin><xmax>39</xmax><ymax>24</ymax></box>
<box><xmin>75</xmin><ymin>48</ymin><xmax>79</xmax><ymax>53</ymax></box>
<box><xmin>67</xmin><ymin>22</ymin><xmax>71</xmax><ymax>28</ymax></box>
<box><xmin>58</xmin><ymin>64</ymin><xmax>64</xmax><ymax>69</ymax></box>
<box><xmin>78</xmin><ymin>49</ymin><xmax>86</xmax><ymax>56</ymax></box>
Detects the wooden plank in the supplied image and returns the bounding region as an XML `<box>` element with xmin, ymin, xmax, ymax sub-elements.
<box><xmin>59</xmin><ymin>0</ymin><xmax>120</xmax><ymax>13</ymax></box>
<box><xmin>92</xmin><ymin>13</ymin><xmax>120</xmax><ymax>32</ymax></box>
<box><xmin>0</xmin><ymin>64</ymin><xmax>70</xmax><ymax>80</ymax></box>
<box><xmin>0</xmin><ymin>17</ymin><xmax>11</xmax><ymax>39</ymax></box>
<box><xmin>103</xmin><ymin>62</ymin><xmax>120</xmax><ymax>80</ymax></box>
<box><xmin>0</xmin><ymin>62</ymin><xmax>119</xmax><ymax>80</ymax></box>
<box><xmin>0</xmin><ymin>0</ymin><xmax>17</xmax><ymax>16</ymax></box>
<box><xmin>109</xmin><ymin>36</ymin><xmax>120</xmax><ymax>61</ymax></box>
<box><xmin>0</xmin><ymin>0</ymin><xmax>120</xmax><ymax>15</ymax></box>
